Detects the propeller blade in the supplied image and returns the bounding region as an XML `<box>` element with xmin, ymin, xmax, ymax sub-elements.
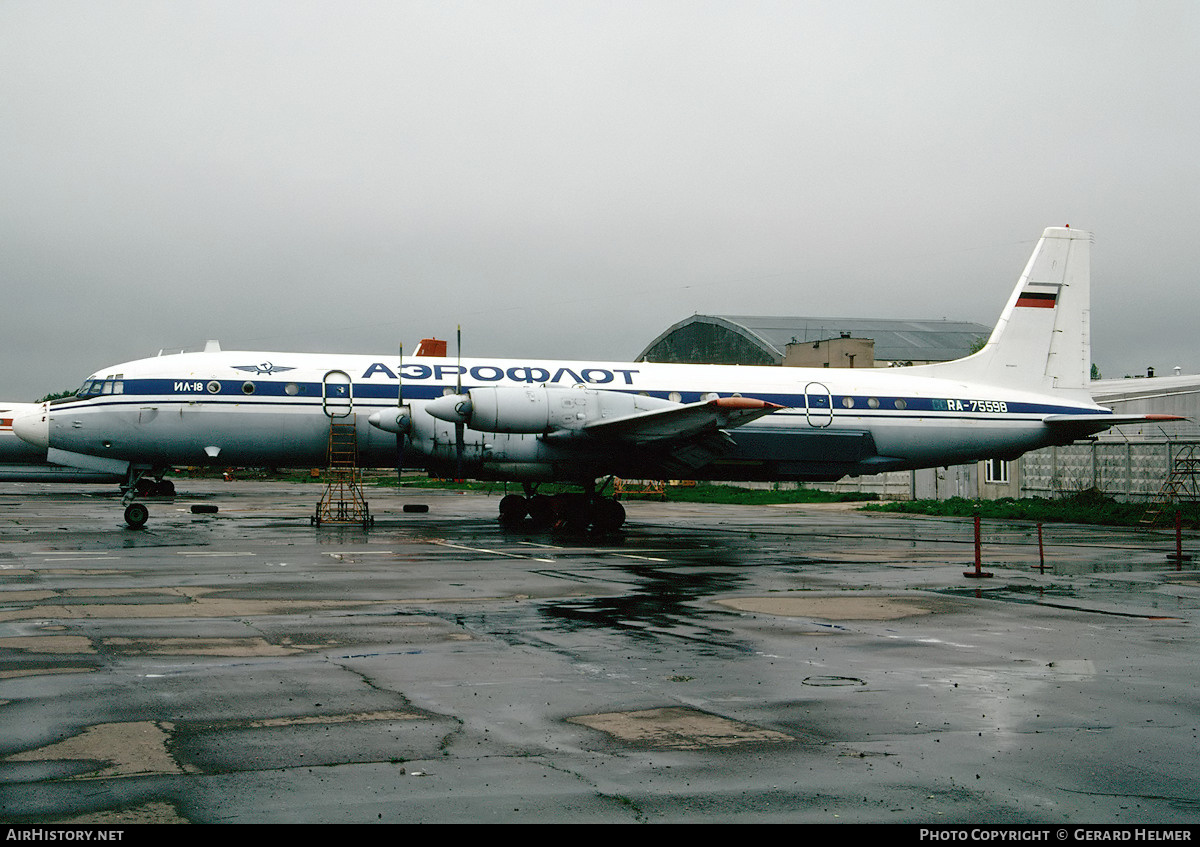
<box><xmin>396</xmin><ymin>342</ymin><xmax>404</xmax><ymax>482</ymax></box>
<box><xmin>455</xmin><ymin>325</ymin><xmax>464</xmax><ymax>479</ymax></box>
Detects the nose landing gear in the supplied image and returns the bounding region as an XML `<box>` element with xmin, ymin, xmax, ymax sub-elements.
<box><xmin>123</xmin><ymin>502</ymin><xmax>150</xmax><ymax>529</ymax></box>
<box><xmin>120</xmin><ymin>468</ymin><xmax>173</xmax><ymax>528</ymax></box>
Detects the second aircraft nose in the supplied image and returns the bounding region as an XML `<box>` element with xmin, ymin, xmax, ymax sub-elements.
<box><xmin>13</xmin><ymin>403</ymin><xmax>50</xmax><ymax>449</ymax></box>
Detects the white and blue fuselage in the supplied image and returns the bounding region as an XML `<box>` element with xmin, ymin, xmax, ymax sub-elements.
<box><xmin>25</xmin><ymin>351</ymin><xmax>1113</xmax><ymax>483</ymax></box>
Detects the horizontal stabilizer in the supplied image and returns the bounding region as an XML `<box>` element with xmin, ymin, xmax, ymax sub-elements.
<box><xmin>1043</xmin><ymin>413</ymin><xmax>1185</xmax><ymax>426</ymax></box>
<box><xmin>1041</xmin><ymin>413</ymin><xmax>1186</xmax><ymax>441</ymax></box>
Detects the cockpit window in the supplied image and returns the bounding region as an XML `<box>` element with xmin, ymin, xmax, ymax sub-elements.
<box><xmin>76</xmin><ymin>378</ymin><xmax>122</xmax><ymax>397</ymax></box>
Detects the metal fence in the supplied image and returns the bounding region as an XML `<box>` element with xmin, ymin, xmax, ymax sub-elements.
<box><xmin>1018</xmin><ymin>441</ymin><xmax>1198</xmax><ymax>502</ymax></box>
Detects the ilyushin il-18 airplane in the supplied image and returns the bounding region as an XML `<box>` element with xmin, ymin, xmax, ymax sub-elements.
<box><xmin>12</xmin><ymin>227</ymin><xmax>1181</xmax><ymax>529</ymax></box>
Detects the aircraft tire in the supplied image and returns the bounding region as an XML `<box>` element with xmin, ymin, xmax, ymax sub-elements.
<box><xmin>592</xmin><ymin>498</ymin><xmax>626</xmax><ymax>532</ymax></box>
<box><xmin>527</xmin><ymin>495</ymin><xmax>554</xmax><ymax>528</ymax></box>
<box><xmin>555</xmin><ymin>493</ymin><xmax>591</xmax><ymax>533</ymax></box>
<box><xmin>124</xmin><ymin>503</ymin><xmax>149</xmax><ymax>529</ymax></box>
<box><xmin>498</xmin><ymin>494</ymin><xmax>528</xmax><ymax>525</ymax></box>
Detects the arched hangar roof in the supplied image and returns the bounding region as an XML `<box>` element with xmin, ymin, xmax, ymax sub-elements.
<box><xmin>636</xmin><ymin>314</ymin><xmax>991</xmax><ymax>365</ymax></box>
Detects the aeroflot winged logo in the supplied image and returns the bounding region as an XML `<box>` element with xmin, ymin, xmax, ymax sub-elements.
<box><xmin>233</xmin><ymin>362</ymin><xmax>296</xmax><ymax>376</ymax></box>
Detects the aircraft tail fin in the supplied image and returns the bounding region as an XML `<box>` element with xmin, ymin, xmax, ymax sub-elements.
<box><xmin>910</xmin><ymin>227</ymin><xmax>1092</xmax><ymax>395</ymax></box>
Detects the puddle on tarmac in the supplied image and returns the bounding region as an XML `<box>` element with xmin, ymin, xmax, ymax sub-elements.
<box><xmin>935</xmin><ymin>583</ymin><xmax>1191</xmax><ymax>618</ymax></box>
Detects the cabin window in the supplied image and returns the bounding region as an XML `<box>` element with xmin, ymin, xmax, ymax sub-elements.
<box><xmin>894</xmin><ymin>399</ymin><xmax>907</xmax><ymax>410</ymax></box>
<box><xmin>242</xmin><ymin>381</ymin><xmax>256</xmax><ymax>395</ymax></box>
<box><xmin>985</xmin><ymin>458</ymin><xmax>1009</xmax><ymax>485</ymax></box>
<box><xmin>207</xmin><ymin>381</ymin><xmax>221</xmax><ymax>394</ymax></box>
<box><xmin>285</xmin><ymin>383</ymin><xmax>300</xmax><ymax>396</ymax></box>
<box><xmin>842</xmin><ymin>397</ymin><xmax>855</xmax><ymax>408</ymax></box>
<box><xmin>867</xmin><ymin>397</ymin><xmax>879</xmax><ymax>409</ymax></box>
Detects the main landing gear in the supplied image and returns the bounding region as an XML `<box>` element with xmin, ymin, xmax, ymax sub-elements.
<box><xmin>498</xmin><ymin>483</ymin><xmax>626</xmax><ymax>533</ymax></box>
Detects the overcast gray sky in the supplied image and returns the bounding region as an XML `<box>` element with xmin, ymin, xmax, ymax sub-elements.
<box><xmin>2</xmin><ymin>1</ymin><xmax>1197</xmax><ymax>400</ymax></box>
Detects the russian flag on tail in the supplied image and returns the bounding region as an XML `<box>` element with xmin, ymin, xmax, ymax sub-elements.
<box><xmin>1015</xmin><ymin>283</ymin><xmax>1061</xmax><ymax>308</ymax></box>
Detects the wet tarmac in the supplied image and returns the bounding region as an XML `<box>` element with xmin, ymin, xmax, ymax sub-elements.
<box><xmin>1</xmin><ymin>480</ymin><xmax>1198</xmax><ymax>824</ymax></box>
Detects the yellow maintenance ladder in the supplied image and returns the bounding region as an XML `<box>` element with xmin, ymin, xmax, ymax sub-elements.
<box><xmin>312</xmin><ymin>370</ymin><xmax>373</xmax><ymax>528</ymax></box>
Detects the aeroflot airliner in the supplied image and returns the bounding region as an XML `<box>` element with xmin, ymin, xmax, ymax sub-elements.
<box><xmin>13</xmin><ymin>227</ymin><xmax>1178</xmax><ymax>528</ymax></box>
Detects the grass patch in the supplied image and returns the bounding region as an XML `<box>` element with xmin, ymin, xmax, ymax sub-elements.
<box><xmin>374</xmin><ymin>475</ymin><xmax>505</xmax><ymax>492</ymax></box>
<box><xmin>862</xmin><ymin>490</ymin><xmax>1200</xmax><ymax>528</ymax></box>
<box><xmin>651</xmin><ymin>483</ymin><xmax>876</xmax><ymax>505</ymax></box>
<box><xmin>376</xmin><ymin>476</ymin><xmax>875</xmax><ymax>505</ymax></box>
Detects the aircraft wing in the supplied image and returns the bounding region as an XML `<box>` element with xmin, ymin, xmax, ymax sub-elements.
<box><xmin>579</xmin><ymin>396</ymin><xmax>785</xmax><ymax>445</ymax></box>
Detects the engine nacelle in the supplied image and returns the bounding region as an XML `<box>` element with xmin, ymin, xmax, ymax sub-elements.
<box><xmin>425</xmin><ymin>386</ymin><xmax>678</xmax><ymax>434</ymax></box>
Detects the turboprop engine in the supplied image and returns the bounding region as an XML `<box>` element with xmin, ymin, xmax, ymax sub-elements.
<box><xmin>425</xmin><ymin>386</ymin><xmax>680</xmax><ymax>434</ymax></box>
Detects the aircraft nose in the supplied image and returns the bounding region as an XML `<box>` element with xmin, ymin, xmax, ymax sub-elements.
<box><xmin>13</xmin><ymin>403</ymin><xmax>49</xmax><ymax>449</ymax></box>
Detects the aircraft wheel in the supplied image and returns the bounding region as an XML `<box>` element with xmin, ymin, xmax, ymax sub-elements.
<box><xmin>124</xmin><ymin>503</ymin><xmax>149</xmax><ymax>529</ymax></box>
<box><xmin>527</xmin><ymin>494</ymin><xmax>554</xmax><ymax>528</ymax></box>
<box><xmin>592</xmin><ymin>498</ymin><xmax>626</xmax><ymax>532</ymax></box>
<box><xmin>554</xmin><ymin>493</ymin><xmax>591</xmax><ymax>533</ymax></box>
<box><xmin>498</xmin><ymin>494</ymin><xmax>527</xmax><ymax>525</ymax></box>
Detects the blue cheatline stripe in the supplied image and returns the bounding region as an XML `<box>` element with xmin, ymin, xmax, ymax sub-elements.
<box><xmin>56</xmin><ymin>379</ymin><xmax>1110</xmax><ymax>421</ymax></box>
